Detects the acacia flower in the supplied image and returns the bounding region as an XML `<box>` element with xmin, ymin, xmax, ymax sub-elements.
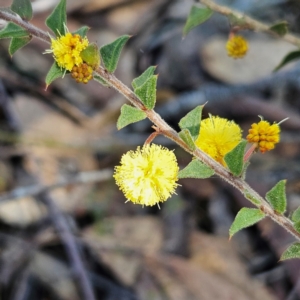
<box><xmin>246</xmin><ymin>120</ymin><xmax>280</xmax><ymax>153</ymax></box>
<box><xmin>195</xmin><ymin>116</ymin><xmax>242</xmax><ymax>166</ymax></box>
<box><xmin>226</xmin><ymin>35</ymin><xmax>248</xmax><ymax>59</ymax></box>
<box><xmin>47</xmin><ymin>32</ymin><xmax>89</xmax><ymax>71</ymax></box>
<box><xmin>114</xmin><ymin>144</ymin><xmax>179</xmax><ymax>207</ymax></box>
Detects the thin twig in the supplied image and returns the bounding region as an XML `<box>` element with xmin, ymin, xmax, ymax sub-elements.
<box><xmin>1</xmin><ymin>10</ymin><xmax>299</xmax><ymax>244</ymax></box>
<box><xmin>38</xmin><ymin>193</ymin><xmax>96</xmax><ymax>300</ymax></box>
<box><xmin>198</xmin><ymin>0</ymin><xmax>300</xmax><ymax>47</ymax></box>
<box><xmin>0</xmin><ymin>169</ymin><xmax>113</xmax><ymax>203</ymax></box>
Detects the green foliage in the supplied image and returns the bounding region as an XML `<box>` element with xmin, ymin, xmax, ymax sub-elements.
<box><xmin>243</xmin><ymin>191</ymin><xmax>261</xmax><ymax>205</ymax></box>
<box><xmin>117</xmin><ymin>104</ymin><xmax>146</xmax><ymax>130</ymax></box>
<box><xmin>292</xmin><ymin>207</ymin><xmax>300</xmax><ymax>223</ymax></box>
<box><xmin>179</xmin><ymin>105</ymin><xmax>203</xmax><ymax>141</ymax></box>
<box><xmin>269</xmin><ymin>21</ymin><xmax>288</xmax><ymax>37</ymax></box>
<box><xmin>224</xmin><ymin>140</ymin><xmax>247</xmax><ymax>176</ymax></box>
<box><xmin>274</xmin><ymin>50</ymin><xmax>300</xmax><ymax>72</ymax></box>
<box><xmin>93</xmin><ymin>75</ymin><xmax>109</xmax><ymax>86</ymax></box>
<box><xmin>132</xmin><ymin>66</ymin><xmax>156</xmax><ymax>90</ymax></box>
<box><xmin>294</xmin><ymin>221</ymin><xmax>300</xmax><ymax>233</ymax></box>
<box><xmin>178</xmin><ymin>159</ymin><xmax>214</xmax><ymax>179</ymax></box>
<box><xmin>45</xmin><ymin>0</ymin><xmax>67</xmax><ymax>36</ymax></box>
<box><xmin>178</xmin><ymin>129</ymin><xmax>196</xmax><ymax>151</ymax></box>
<box><xmin>134</xmin><ymin>75</ymin><xmax>157</xmax><ymax>109</ymax></box>
<box><xmin>0</xmin><ymin>22</ymin><xmax>29</xmax><ymax>39</ymax></box>
<box><xmin>228</xmin><ymin>13</ymin><xmax>250</xmax><ymax>29</ymax></box>
<box><xmin>73</xmin><ymin>26</ymin><xmax>89</xmax><ymax>38</ymax></box>
<box><xmin>265</xmin><ymin>180</ymin><xmax>287</xmax><ymax>214</ymax></box>
<box><xmin>183</xmin><ymin>6</ymin><xmax>213</xmax><ymax>36</ymax></box>
<box><xmin>280</xmin><ymin>243</ymin><xmax>300</xmax><ymax>260</ymax></box>
<box><xmin>229</xmin><ymin>208</ymin><xmax>265</xmax><ymax>238</ymax></box>
<box><xmin>11</xmin><ymin>0</ymin><xmax>32</xmax><ymax>20</ymax></box>
<box><xmin>80</xmin><ymin>43</ymin><xmax>100</xmax><ymax>69</ymax></box>
<box><xmin>100</xmin><ymin>35</ymin><xmax>130</xmax><ymax>73</ymax></box>
<box><xmin>9</xmin><ymin>36</ymin><xmax>31</xmax><ymax>55</ymax></box>
<box><xmin>45</xmin><ymin>62</ymin><xmax>65</xmax><ymax>87</ymax></box>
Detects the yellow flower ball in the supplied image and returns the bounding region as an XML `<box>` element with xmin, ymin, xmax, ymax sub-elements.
<box><xmin>246</xmin><ymin>120</ymin><xmax>280</xmax><ymax>153</ymax></box>
<box><xmin>226</xmin><ymin>35</ymin><xmax>248</xmax><ymax>59</ymax></box>
<box><xmin>114</xmin><ymin>144</ymin><xmax>179</xmax><ymax>207</ymax></box>
<box><xmin>195</xmin><ymin>116</ymin><xmax>242</xmax><ymax>166</ymax></box>
<box><xmin>48</xmin><ymin>33</ymin><xmax>89</xmax><ymax>71</ymax></box>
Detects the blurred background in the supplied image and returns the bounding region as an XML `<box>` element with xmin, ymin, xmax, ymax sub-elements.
<box><xmin>0</xmin><ymin>0</ymin><xmax>300</xmax><ymax>299</ymax></box>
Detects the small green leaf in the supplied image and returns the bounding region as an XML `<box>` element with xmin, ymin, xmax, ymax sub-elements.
<box><xmin>116</xmin><ymin>104</ymin><xmax>146</xmax><ymax>130</ymax></box>
<box><xmin>0</xmin><ymin>22</ymin><xmax>29</xmax><ymax>39</ymax></box>
<box><xmin>269</xmin><ymin>21</ymin><xmax>288</xmax><ymax>37</ymax></box>
<box><xmin>45</xmin><ymin>62</ymin><xmax>65</xmax><ymax>87</ymax></box>
<box><xmin>178</xmin><ymin>129</ymin><xmax>196</xmax><ymax>151</ymax></box>
<box><xmin>280</xmin><ymin>243</ymin><xmax>300</xmax><ymax>260</ymax></box>
<box><xmin>224</xmin><ymin>140</ymin><xmax>247</xmax><ymax>176</ymax></box>
<box><xmin>292</xmin><ymin>207</ymin><xmax>300</xmax><ymax>223</ymax></box>
<box><xmin>11</xmin><ymin>0</ymin><xmax>32</xmax><ymax>20</ymax></box>
<box><xmin>273</xmin><ymin>51</ymin><xmax>300</xmax><ymax>72</ymax></box>
<box><xmin>93</xmin><ymin>75</ymin><xmax>109</xmax><ymax>86</ymax></box>
<box><xmin>9</xmin><ymin>36</ymin><xmax>31</xmax><ymax>55</ymax></box>
<box><xmin>294</xmin><ymin>221</ymin><xmax>300</xmax><ymax>233</ymax></box>
<box><xmin>45</xmin><ymin>0</ymin><xmax>67</xmax><ymax>36</ymax></box>
<box><xmin>80</xmin><ymin>43</ymin><xmax>100</xmax><ymax>69</ymax></box>
<box><xmin>179</xmin><ymin>105</ymin><xmax>203</xmax><ymax>141</ymax></box>
<box><xmin>135</xmin><ymin>75</ymin><xmax>157</xmax><ymax>109</ymax></box>
<box><xmin>178</xmin><ymin>159</ymin><xmax>214</xmax><ymax>179</ymax></box>
<box><xmin>100</xmin><ymin>35</ymin><xmax>130</xmax><ymax>73</ymax></box>
<box><xmin>243</xmin><ymin>190</ymin><xmax>261</xmax><ymax>205</ymax></box>
<box><xmin>229</xmin><ymin>208</ymin><xmax>265</xmax><ymax>238</ymax></box>
<box><xmin>132</xmin><ymin>66</ymin><xmax>156</xmax><ymax>89</ymax></box>
<box><xmin>228</xmin><ymin>13</ymin><xmax>251</xmax><ymax>29</ymax></box>
<box><xmin>183</xmin><ymin>6</ymin><xmax>213</xmax><ymax>36</ymax></box>
<box><xmin>73</xmin><ymin>26</ymin><xmax>89</xmax><ymax>38</ymax></box>
<box><xmin>265</xmin><ymin>180</ymin><xmax>287</xmax><ymax>214</ymax></box>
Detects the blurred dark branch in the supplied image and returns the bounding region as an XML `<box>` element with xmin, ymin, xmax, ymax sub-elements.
<box><xmin>0</xmin><ymin>169</ymin><xmax>112</xmax><ymax>203</ymax></box>
<box><xmin>38</xmin><ymin>192</ymin><xmax>96</xmax><ymax>300</ymax></box>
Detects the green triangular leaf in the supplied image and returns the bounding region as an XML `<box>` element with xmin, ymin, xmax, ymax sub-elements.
<box><xmin>45</xmin><ymin>62</ymin><xmax>65</xmax><ymax>87</ymax></box>
<box><xmin>273</xmin><ymin>51</ymin><xmax>300</xmax><ymax>72</ymax></box>
<box><xmin>294</xmin><ymin>221</ymin><xmax>300</xmax><ymax>233</ymax></box>
<box><xmin>292</xmin><ymin>207</ymin><xmax>300</xmax><ymax>223</ymax></box>
<box><xmin>183</xmin><ymin>6</ymin><xmax>213</xmax><ymax>36</ymax></box>
<box><xmin>135</xmin><ymin>75</ymin><xmax>157</xmax><ymax>109</ymax></box>
<box><xmin>9</xmin><ymin>36</ymin><xmax>31</xmax><ymax>55</ymax></box>
<box><xmin>224</xmin><ymin>140</ymin><xmax>247</xmax><ymax>176</ymax></box>
<box><xmin>117</xmin><ymin>104</ymin><xmax>146</xmax><ymax>130</ymax></box>
<box><xmin>132</xmin><ymin>66</ymin><xmax>156</xmax><ymax>89</ymax></box>
<box><xmin>178</xmin><ymin>129</ymin><xmax>196</xmax><ymax>151</ymax></box>
<box><xmin>280</xmin><ymin>243</ymin><xmax>300</xmax><ymax>260</ymax></box>
<box><xmin>229</xmin><ymin>208</ymin><xmax>265</xmax><ymax>238</ymax></box>
<box><xmin>269</xmin><ymin>21</ymin><xmax>288</xmax><ymax>37</ymax></box>
<box><xmin>0</xmin><ymin>22</ymin><xmax>29</xmax><ymax>39</ymax></box>
<box><xmin>243</xmin><ymin>190</ymin><xmax>261</xmax><ymax>206</ymax></box>
<box><xmin>228</xmin><ymin>13</ymin><xmax>250</xmax><ymax>29</ymax></box>
<box><xmin>93</xmin><ymin>75</ymin><xmax>109</xmax><ymax>86</ymax></box>
<box><xmin>11</xmin><ymin>0</ymin><xmax>32</xmax><ymax>20</ymax></box>
<box><xmin>179</xmin><ymin>105</ymin><xmax>203</xmax><ymax>141</ymax></box>
<box><xmin>265</xmin><ymin>180</ymin><xmax>287</xmax><ymax>214</ymax></box>
<box><xmin>100</xmin><ymin>35</ymin><xmax>130</xmax><ymax>73</ymax></box>
<box><xmin>178</xmin><ymin>159</ymin><xmax>214</xmax><ymax>179</ymax></box>
<box><xmin>73</xmin><ymin>26</ymin><xmax>89</xmax><ymax>38</ymax></box>
<box><xmin>45</xmin><ymin>0</ymin><xmax>67</xmax><ymax>36</ymax></box>
<box><xmin>80</xmin><ymin>43</ymin><xmax>100</xmax><ymax>69</ymax></box>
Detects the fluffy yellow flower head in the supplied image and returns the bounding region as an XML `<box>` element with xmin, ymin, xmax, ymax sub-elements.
<box><xmin>226</xmin><ymin>35</ymin><xmax>248</xmax><ymax>59</ymax></box>
<box><xmin>49</xmin><ymin>32</ymin><xmax>89</xmax><ymax>71</ymax></box>
<box><xmin>195</xmin><ymin>116</ymin><xmax>242</xmax><ymax>166</ymax></box>
<box><xmin>246</xmin><ymin>120</ymin><xmax>280</xmax><ymax>153</ymax></box>
<box><xmin>114</xmin><ymin>144</ymin><xmax>179</xmax><ymax>207</ymax></box>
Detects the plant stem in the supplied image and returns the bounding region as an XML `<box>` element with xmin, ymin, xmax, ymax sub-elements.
<box><xmin>198</xmin><ymin>0</ymin><xmax>300</xmax><ymax>47</ymax></box>
<box><xmin>1</xmin><ymin>10</ymin><xmax>299</xmax><ymax>244</ymax></box>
